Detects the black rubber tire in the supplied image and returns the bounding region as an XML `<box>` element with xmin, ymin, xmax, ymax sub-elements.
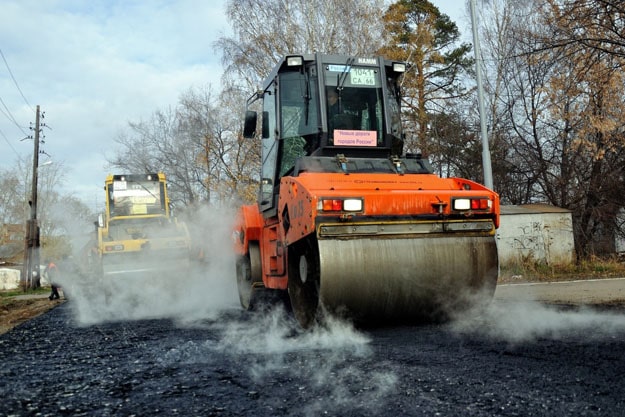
<box><xmin>236</xmin><ymin>242</ymin><xmax>262</xmax><ymax>310</ymax></box>
<box><xmin>287</xmin><ymin>237</ymin><xmax>321</xmax><ymax>328</ymax></box>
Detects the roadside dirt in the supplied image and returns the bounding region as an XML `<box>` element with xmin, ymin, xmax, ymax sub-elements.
<box><xmin>0</xmin><ymin>296</ymin><xmax>65</xmax><ymax>335</ymax></box>
<box><xmin>495</xmin><ymin>277</ymin><xmax>625</xmax><ymax>306</ymax></box>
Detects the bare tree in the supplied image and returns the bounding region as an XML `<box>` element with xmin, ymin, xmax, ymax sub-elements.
<box><xmin>475</xmin><ymin>0</ymin><xmax>625</xmax><ymax>257</ymax></box>
<box><xmin>540</xmin><ymin>0</ymin><xmax>625</xmax><ymax>59</ymax></box>
<box><xmin>216</xmin><ymin>0</ymin><xmax>386</xmax><ymax>90</ymax></box>
<box><xmin>531</xmin><ymin>0</ymin><xmax>625</xmax><ymax>257</ymax></box>
<box><xmin>0</xmin><ymin>156</ymin><xmax>93</xmax><ymax>261</ymax></box>
<box><xmin>108</xmin><ymin>106</ymin><xmax>203</xmax><ymax>207</ymax></box>
<box><xmin>108</xmin><ymin>85</ymin><xmax>258</xmax><ymax>208</ymax></box>
<box><xmin>177</xmin><ymin>87</ymin><xmax>259</xmax><ymax>205</ymax></box>
<box><xmin>0</xmin><ymin>164</ymin><xmax>27</xmax><ymax>225</ymax></box>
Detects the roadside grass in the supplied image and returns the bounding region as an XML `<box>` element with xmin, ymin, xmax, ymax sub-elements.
<box><xmin>0</xmin><ymin>287</ymin><xmax>59</xmax><ymax>335</ymax></box>
<box><xmin>1</xmin><ymin>287</ymin><xmax>49</xmax><ymax>298</ymax></box>
<box><xmin>499</xmin><ymin>256</ymin><xmax>625</xmax><ymax>283</ymax></box>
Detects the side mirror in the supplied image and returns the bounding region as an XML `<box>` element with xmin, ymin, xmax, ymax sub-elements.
<box><xmin>243</xmin><ymin>111</ymin><xmax>257</xmax><ymax>138</ymax></box>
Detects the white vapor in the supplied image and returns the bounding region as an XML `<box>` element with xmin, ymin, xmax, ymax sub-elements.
<box><xmin>449</xmin><ymin>300</ymin><xmax>625</xmax><ymax>343</ymax></box>
<box><xmin>61</xmin><ymin>205</ymin><xmax>239</xmax><ymax>325</ymax></box>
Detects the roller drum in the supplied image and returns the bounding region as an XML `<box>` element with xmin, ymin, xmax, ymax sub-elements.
<box><xmin>317</xmin><ymin>235</ymin><xmax>498</xmax><ymax>322</ymax></box>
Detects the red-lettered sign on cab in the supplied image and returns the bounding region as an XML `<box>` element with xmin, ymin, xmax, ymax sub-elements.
<box><xmin>334</xmin><ymin>130</ymin><xmax>377</xmax><ymax>147</ymax></box>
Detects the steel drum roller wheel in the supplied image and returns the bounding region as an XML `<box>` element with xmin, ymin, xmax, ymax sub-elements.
<box><xmin>317</xmin><ymin>235</ymin><xmax>499</xmax><ymax>322</ymax></box>
<box><xmin>288</xmin><ymin>238</ymin><xmax>321</xmax><ymax>328</ymax></box>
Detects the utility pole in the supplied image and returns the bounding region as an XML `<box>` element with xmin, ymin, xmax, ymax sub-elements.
<box><xmin>22</xmin><ymin>105</ymin><xmax>41</xmax><ymax>290</ymax></box>
<box><xmin>470</xmin><ymin>0</ymin><xmax>494</xmax><ymax>190</ymax></box>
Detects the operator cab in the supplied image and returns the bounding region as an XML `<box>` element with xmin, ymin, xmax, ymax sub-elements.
<box><xmin>106</xmin><ymin>174</ymin><xmax>167</xmax><ymax>219</ymax></box>
<box><xmin>243</xmin><ymin>53</ymin><xmax>410</xmax><ymax>214</ymax></box>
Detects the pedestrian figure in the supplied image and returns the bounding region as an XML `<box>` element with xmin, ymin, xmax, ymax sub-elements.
<box><xmin>45</xmin><ymin>260</ymin><xmax>60</xmax><ymax>300</ymax></box>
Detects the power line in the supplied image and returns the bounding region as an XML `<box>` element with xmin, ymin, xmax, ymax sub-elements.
<box><xmin>0</xmin><ymin>95</ymin><xmax>30</xmax><ymax>137</ymax></box>
<box><xmin>0</xmin><ymin>125</ymin><xmax>21</xmax><ymax>158</ymax></box>
<box><xmin>0</xmin><ymin>48</ymin><xmax>33</xmax><ymax>143</ymax></box>
<box><xmin>0</xmin><ymin>48</ymin><xmax>33</xmax><ymax>111</ymax></box>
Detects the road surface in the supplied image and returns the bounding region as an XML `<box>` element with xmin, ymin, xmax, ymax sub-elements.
<box><xmin>1</xmin><ymin>278</ymin><xmax>624</xmax><ymax>416</ymax></box>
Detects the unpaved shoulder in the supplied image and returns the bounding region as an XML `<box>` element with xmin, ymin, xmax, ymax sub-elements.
<box><xmin>0</xmin><ymin>297</ymin><xmax>64</xmax><ymax>335</ymax></box>
<box><xmin>495</xmin><ymin>277</ymin><xmax>625</xmax><ymax>306</ymax></box>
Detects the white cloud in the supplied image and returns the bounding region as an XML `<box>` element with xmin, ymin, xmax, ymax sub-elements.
<box><xmin>0</xmin><ymin>0</ymin><xmax>229</xmax><ymax>211</ymax></box>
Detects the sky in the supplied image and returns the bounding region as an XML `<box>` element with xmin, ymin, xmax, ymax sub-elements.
<box><xmin>0</xmin><ymin>0</ymin><xmax>468</xmax><ymax>212</ymax></box>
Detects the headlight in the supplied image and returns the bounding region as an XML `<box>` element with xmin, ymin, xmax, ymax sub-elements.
<box><xmin>393</xmin><ymin>62</ymin><xmax>406</xmax><ymax>73</ymax></box>
<box><xmin>318</xmin><ymin>198</ymin><xmax>363</xmax><ymax>212</ymax></box>
<box><xmin>343</xmin><ymin>199</ymin><xmax>363</xmax><ymax>211</ymax></box>
<box><xmin>453</xmin><ymin>198</ymin><xmax>471</xmax><ymax>210</ymax></box>
<box><xmin>452</xmin><ymin>197</ymin><xmax>490</xmax><ymax>211</ymax></box>
<box><xmin>286</xmin><ymin>56</ymin><xmax>303</xmax><ymax>67</ymax></box>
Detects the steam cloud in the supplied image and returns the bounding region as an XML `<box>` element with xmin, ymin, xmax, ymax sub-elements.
<box><xmin>159</xmin><ymin>306</ymin><xmax>397</xmax><ymax>416</ymax></box>
<box><xmin>449</xmin><ymin>299</ymin><xmax>625</xmax><ymax>343</ymax></box>
<box><xmin>54</xmin><ymin>205</ymin><xmax>239</xmax><ymax>325</ymax></box>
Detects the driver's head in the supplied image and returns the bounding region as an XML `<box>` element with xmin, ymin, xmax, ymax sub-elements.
<box><xmin>327</xmin><ymin>88</ymin><xmax>338</xmax><ymax>106</ymax></box>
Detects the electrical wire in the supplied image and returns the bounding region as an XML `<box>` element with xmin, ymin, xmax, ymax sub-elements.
<box><xmin>0</xmin><ymin>48</ymin><xmax>34</xmax><ymax>141</ymax></box>
<box><xmin>0</xmin><ymin>48</ymin><xmax>34</xmax><ymax>111</ymax></box>
<box><xmin>0</xmin><ymin>95</ymin><xmax>29</xmax><ymax>134</ymax></box>
<box><xmin>0</xmin><ymin>47</ymin><xmax>37</xmax><ymax>163</ymax></box>
<box><xmin>0</xmin><ymin>126</ymin><xmax>21</xmax><ymax>158</ymax></box>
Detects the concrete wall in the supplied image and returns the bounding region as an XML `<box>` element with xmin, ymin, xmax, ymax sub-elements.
<box><xmin>0</xmin><ymin>268</ymin><xmax>21</xmax><ymax>290</ymax></box>
<box><xmin>0</xmin><ymin>266</ymin><xmax>48</xmax><ymax>290</ymax></box>
<box><xmin>497</xmin><ymin>204</ymin><xmax>575</xmax><ymax>266</ymax></box>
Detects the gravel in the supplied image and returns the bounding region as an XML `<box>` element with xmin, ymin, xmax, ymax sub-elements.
<box><xmin>1</xmin><ymin>300</ymin><xmax>625</xmax><ymax>416</ymax></box>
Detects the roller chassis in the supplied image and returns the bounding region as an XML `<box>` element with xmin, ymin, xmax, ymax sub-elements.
<box><xmin>235</xmin><ymin>53</ymin><xmax>500</xmax><ymax>327</ymax></box>
<box><xmin>85</xmin><ymin>173</ymin><xmax>192</xmax><ymax>303</ymax></box>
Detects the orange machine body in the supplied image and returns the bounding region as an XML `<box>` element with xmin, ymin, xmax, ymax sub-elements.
<box><xmin>234</xmin><ymin>171</ymin><xmax>499</xmax><ymax>291</ymax></box>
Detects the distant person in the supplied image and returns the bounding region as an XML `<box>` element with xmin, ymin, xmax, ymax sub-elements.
<box><xmin>327</xmin><ymin>88</ymin><xmax>354</xmax><ymax>132</ymax></box>
<box><xmin>45</xmin><ymin>259</ymin><xmax>60</xmax><ymax>300</ymax></box>
<box><xmin>327</xmin><ymin>88</ymin><xmax>339</xmax><ymax>119</ymax></box>
<box><xmin>327</xmin><ymin>88</ymin><xmax>340</xmax><ymax>136</ymax></box>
